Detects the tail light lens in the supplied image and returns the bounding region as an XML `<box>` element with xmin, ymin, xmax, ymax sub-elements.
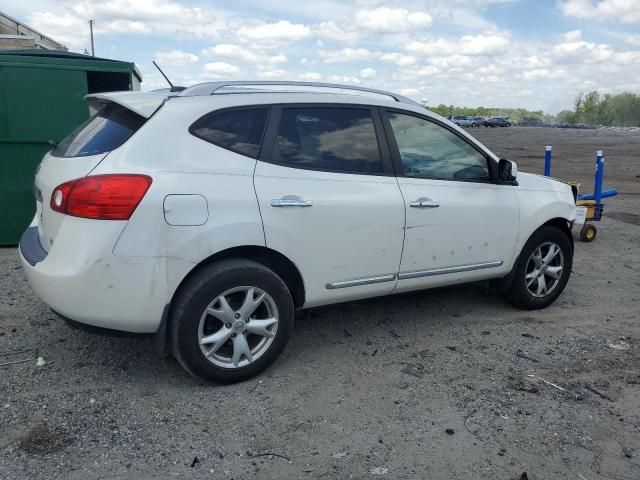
<box><xmin>50</xmin><ymin>174</ymin><xmax>152</xmax><ymax>220</ymax></box>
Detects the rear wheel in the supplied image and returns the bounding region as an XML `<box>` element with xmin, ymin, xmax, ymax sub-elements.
<box><xmin>169</xmin><ymin>259</ymin><xmax>294</xmax><ymax>383</ymax></box>
<box><xmin>504</xmin><ymin>226</ymin><xmax>572</xmax><ymax>309</ymax></box>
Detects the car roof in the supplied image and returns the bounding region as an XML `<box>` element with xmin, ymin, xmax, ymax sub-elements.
<box><xmin>177</xmin><ymin>80</ymin><xmax>421</xmax><ymax>108</ymax></box>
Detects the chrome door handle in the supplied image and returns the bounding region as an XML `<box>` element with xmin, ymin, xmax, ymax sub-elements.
<box><xmin>271</xmin><ymin>198</ymin><xmax>313</xmax><ymax>207</ymax></box>
<box><xmin>410</xmin><ymin>198</ymin><xmax>439</xmax><ymax>208</ymax></box>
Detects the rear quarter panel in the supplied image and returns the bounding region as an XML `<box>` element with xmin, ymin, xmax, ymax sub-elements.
<box><xmin>92</xmin><ymin>96</ymin><xmax>266</xmax><ymax>275</ymax></box>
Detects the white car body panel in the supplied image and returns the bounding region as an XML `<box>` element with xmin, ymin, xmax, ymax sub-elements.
<box><xmin>20</xmin><ymin>88</ymin><xmax>577</xmax><ymax>334</ymax></box>
<box><xmin>254</xmin><ymin>161</ymin><xmax>405</xmax><ymax>308</ymax></box>
<box><xmin>394</xmin><ymin>179</ymin><xmax>519</xmax><ymax>293</ymax></box>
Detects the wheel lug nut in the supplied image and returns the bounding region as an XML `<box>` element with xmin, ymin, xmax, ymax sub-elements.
<box><xmin>225</xmin><ymin>323</ymin><xmax>232</xmax><ymax>328</ymax></box>
<box><xmin>234</xmin><ymin>313</ymin><xmax>241</xmax><ymax>319</ymax></box>
<box><xmin>231</xmin><ymin>333</ymin><xmax>237</xmax><ymax>338</ymax></box>
<box><xmin>245</xmin><ymin>318</ymin><xmax>250</xmax><ymax>323</ymax></box>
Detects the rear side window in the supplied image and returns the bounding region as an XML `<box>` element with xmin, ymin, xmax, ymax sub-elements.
<box><xmin>52</xmin><ymin>103</ymin><xmax>145</xmax><ymax>158</ymax></box>
<box><xmin>271</xmin><ymin>107</ymin><xmax>383</xmax><ymax>174</ymax></box>
<box><xmin>190</xmin><ymin>108</ymin><xmax>268</xmax><ymax>159</ymax></box>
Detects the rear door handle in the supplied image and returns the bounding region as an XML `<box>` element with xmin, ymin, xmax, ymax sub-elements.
<box><xmin>410</xmin><ymin>197</ymin><xmax>439</xmax><ymax>208</ymax></box>
<box><xmin>271</xmin><ymin>197</ymin><xmax>313</xmax><ymax>207</ymax></box>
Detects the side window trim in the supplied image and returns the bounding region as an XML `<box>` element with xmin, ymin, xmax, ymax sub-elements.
<box><xmin>259</xmin><ymin>103</ymin><xmax>395</xmax><ymax>177</ymax></box>
<box><xmin>188</xmin><ymin>104</ymin><xmax>272</xmax><ymax>159</ymax></box>
<box><xmin>379</xmin><ymin>107</ymin><xmax>498</xmax><ymax>183</ymax></box>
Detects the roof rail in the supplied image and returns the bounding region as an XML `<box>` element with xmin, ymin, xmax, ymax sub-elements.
<box><xmin>177</xmin><ymin>81</ymin><xmax>421</xmax><ymax>107</ymax></box>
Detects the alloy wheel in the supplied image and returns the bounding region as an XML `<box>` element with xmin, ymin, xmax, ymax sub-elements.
<box><xmin>525</xmin><ymin>242</ymin><xmax>565</xmax><ymax>298</ymax></box>
<box><xmin>198</xmin><ymin>286</ymin><xmax>279</xmax><ymax>369</ymax></box>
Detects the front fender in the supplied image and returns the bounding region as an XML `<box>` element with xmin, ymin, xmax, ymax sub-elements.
<box><xmin>513</xmin><ymin>179</ymin><xmax>575</xmax><ymax>265</ymax></box>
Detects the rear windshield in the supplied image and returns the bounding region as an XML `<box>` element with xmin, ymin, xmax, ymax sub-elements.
<box><xmin>52</xmin><ymin>103</ymin><xmax>145</xmax><ymax>158</ymax></box>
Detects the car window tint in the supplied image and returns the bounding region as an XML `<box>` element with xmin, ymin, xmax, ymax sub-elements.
<box><xmin>387</xmin><ymin>112</ymin><xmax>490</xmax><ymax>181</ymax></box>
<box><xmin>52</xmin><ymin>103</ymin><xmax>145</xmax><ymax>158</ymax></box>
<box><xmin>191</xmin><ymin>108</ymin><xmax>268</xmax><ymax>159</ymax></box>
<box><xmin>272</xmin><ymin>107</ymin><xmax>383</xmax><ymax>174</ymax></box>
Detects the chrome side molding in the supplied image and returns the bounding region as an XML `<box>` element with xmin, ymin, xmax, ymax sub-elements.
<box><xmin>326</xmin><ymin>274</ymin><xmax>396</xmax><ymax>290</ymax></box>
<box><xmin>397</xmin><ymin>261</ymin><xmax>503</xmax><ymax>280</ymax></box>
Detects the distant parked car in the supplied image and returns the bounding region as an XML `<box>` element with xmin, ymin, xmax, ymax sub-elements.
<box><xmin>485</xmin><ymin>117</ymin><xmax>511</xmax><ymax>127</ymax></box>
<box><xmin>452</xmin><ymin>115</ymin><xmax>478</xmax><ymax>127</ymax></box>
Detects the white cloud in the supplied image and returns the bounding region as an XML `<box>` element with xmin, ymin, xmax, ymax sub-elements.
<box><xmin>203</xmin><ymin>61</ymin><xmax>240</xmax><ymax>77</ymax></box>
<box><xmin>559</xmin><ymin>0</ymin><xmax>640</xmax><ymax>24</ymax></box>
<box><xmin>319</xmin><ymin>47</ymin><xmax>380</xmax><ymax>63</ymax></box>
<box><xmin>256</xmin><ymin>67</ymin><xmax>288</xmax><ymax>79</ymax></box>
<box><xmin>154</xmin><ymin>50</ymin><xmax>198</xmax><ymax>66</ymax></box>
<box><xmin>28</xmin><ymin>12</ymin><xmax>85</xmax><ymax>50</ymax></box>
<box><xmin>360</xmin><ymin>67</ymin><xmax>377</xmax><ymax>78</ymax></box>
<box><xmin>407</xmin><ymin>33</ymin><xmax>510</xmax><ymax>57</ymax></box>
<box><xmin>517</xmin><ymin>68</ymin><xmax>569</xmax><ymax>80</ymax></box>
<box><xmin>416</xmin><ymin>65</ymin><xmax>440</xmax><ymax>76</ymax></box>
<box><xmin>625</xmin><ymin>34</ymin><xmax>640</xmax><ymax>46</ymax></box>
<box><xmin>201</xmin><ymin>44</ymin><xmax>287</xmax><ymax>64</ymax></box>
<box><xmin>29</xmin><ymin>0</ymin><xmax>226</xmax><ymax>50</ymax></box>
<box><xmin>564</xmin><ymin>30</ymin><xmax>583</xmax><ymax>42</ymax></box>
<box><xmin>326</xmin><ymin>75</ymin><xmax>361</xmax><ymax>84</ymax></box>
<box><xmin>298</xmin><ymin>72</ymin><xmax>323</xmax><ymax>81</ymax></box>
<box><xmin>237</xmin><ymin>20</ymin><xmax>310</xmax><ymax>43</ymax></box>
<box><xmin>552</xmin><ymin>32</ymin><xmax>615</xmax><ymax>63</ymax></box>
<box><xmin>354</xmin><ymin>7</ymin><xmax>432</xmax><ymax>33</ymax></box>
<box><xmin>312</xmin><ymin>21</ymin><xmax>359</xmax><ymax>43</ymax></box>
<box><xmin>429</xmin><ymin>55</ymin><xmax>474</xmax><ymax>69</ymax></box>
<box><xmin>379</xmin><ymin>52</ymin><xmax>417</xmax><ymax>66</ymax></box>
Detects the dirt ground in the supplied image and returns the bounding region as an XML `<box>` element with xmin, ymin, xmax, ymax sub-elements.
<box><xmin>1</xmin><ymin>127</ymin><xmax>639</xmax><ymax>480</ymax></box>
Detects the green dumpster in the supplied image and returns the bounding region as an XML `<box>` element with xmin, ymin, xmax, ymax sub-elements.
<box><xmin>0</xmin><ymin>50</ymin><xmax>141</xmax><ymax>245</ymax></box>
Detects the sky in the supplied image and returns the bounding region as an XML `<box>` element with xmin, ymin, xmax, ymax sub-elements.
<box><xmin>3</xmin><ymin>0</ymin><xmax>640</xmax><ymax>113</ymax></box>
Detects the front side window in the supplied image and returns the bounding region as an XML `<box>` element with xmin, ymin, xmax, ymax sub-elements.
<box><xmin>190</xmin><ymin>108</ymin><xmax>268</xmax><ymax>159</ymax></box>
<box><xmin>271</xmin><ymin>107</ymin><xmax>383</xmax><ymax>174</ymax></box>
<box><xmin>52</xmin><ymin>103</ymin><xmax>145</xmax><ymax>158</ymax></box>
<box><xmin>387</xmin><ymin>112</ymin><xmax>490</xmax><ymax>181</ymax></box>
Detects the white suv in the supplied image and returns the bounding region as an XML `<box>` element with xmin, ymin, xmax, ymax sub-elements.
<box><xmin>20</xmin><ymin>81</ymin><xmax>576</xmax><ymax>383</ymax></box>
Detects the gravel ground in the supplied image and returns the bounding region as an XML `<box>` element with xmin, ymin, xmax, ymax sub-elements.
<box><xmin>1</xmin><ymin>127</ymin><xmax>639</xmax><ymax>480</ymax></box>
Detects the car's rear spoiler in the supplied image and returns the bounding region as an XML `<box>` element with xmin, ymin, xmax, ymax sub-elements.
<box><xmin>85</xmin><ymin>91</ymin><xmax>170</xmax><ymax>118</ymax></box>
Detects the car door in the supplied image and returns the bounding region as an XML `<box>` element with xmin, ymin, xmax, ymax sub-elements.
<box><xmin>380</xmin><ymin>108</ymin><xmax>519</xmax><ymax>293</ymax></box>
<box><xmin>254</xmin><ymin>104</ymin><xmax>405</xmax><ymax>308</ymax></box>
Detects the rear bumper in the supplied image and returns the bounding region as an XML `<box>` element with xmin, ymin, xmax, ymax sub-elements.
<box><xmin>19</xmin><ymin>217</ymin><xmax>192</xmax><ymax>333</ymax></box>
<box><xmin>19</xmin><ymin>227</ymin><xmax>48</xmax><ymax>266</ymax></box>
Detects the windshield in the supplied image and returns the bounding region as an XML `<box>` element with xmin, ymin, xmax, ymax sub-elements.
<box><xmin>52</xmin><ymin>103</ymin><xmax>145</xmax><ymax>158</ymax></box>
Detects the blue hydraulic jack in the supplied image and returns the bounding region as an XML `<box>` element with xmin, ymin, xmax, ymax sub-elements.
<box><xmin>543</xmin><ymin>146</ymin><xmax>618</xmax><ymax>242</ymax></box>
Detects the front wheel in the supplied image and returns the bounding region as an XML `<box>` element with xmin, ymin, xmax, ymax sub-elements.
<box><xmin>169</xmin><ymin>259</ymin><xmax>294</xmax><ymax>383</ymax></box>
<box><xmin>504</xmin><ymin>226</ymin><xmax>573</xmax><ymax>309</ymax></box>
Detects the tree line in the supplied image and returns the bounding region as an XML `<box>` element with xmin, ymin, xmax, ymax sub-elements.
<box><xmin>556</xmin><ymin>91</ymin><xmax>640</xmax><ymax>127</ymax></box>
<box><xmin>427</xmin><ymin>91</ymin><xmax>640</xmax><ymax>127</ymax></box>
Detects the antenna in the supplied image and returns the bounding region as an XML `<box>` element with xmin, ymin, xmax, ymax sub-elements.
<box><xmin>152</xmin><ymin>60</ymin><xmax>174</xmax><ymax>88</ymax></box>
<box><xmin>152</xmin><ymin>61</ymin><xmax>185</xmax><ymax>92</ymax></box>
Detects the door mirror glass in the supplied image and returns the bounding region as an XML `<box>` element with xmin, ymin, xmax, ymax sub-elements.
<box><xmin>498</xmin><ymin>158</ymin><xmax>518</xmax><ymax>182</ymax></box>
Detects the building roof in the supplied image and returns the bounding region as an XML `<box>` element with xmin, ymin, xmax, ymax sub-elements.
<box><xmin>0</xmin><ymin>11</ymin><xmax>67</xmax><ymax>51</ymax></box>
<box><xmin>0</xmin><ymin>49</ymin><xmax>142</xmax><ymax>82</ymax></box>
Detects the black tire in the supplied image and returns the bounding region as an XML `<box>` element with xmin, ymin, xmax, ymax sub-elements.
<box><xmin>579</xmin><ymin>224</ymin><xmax>597</xmax><ymax>242</ymax></box>
<box><xmin>169</xmin><ymin>259</ymin><xmax>294</xmax><ymax>383</ymax></box>
<box><xmin>503</xmin><ymin>226</ymin><xmax>573</xmax><ymax>310</ymax></box>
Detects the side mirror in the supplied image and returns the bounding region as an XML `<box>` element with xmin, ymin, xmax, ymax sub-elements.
<box><xmin>498</xmin><ymin>158</ymin><xmax>518</xmax><ymax>183</ymax></box>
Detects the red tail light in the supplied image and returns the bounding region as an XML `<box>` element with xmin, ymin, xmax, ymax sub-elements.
<box><xmin>50</xmin><ymin>174</ymin><xmax>152</xmax><ymax>220</ymax></box>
